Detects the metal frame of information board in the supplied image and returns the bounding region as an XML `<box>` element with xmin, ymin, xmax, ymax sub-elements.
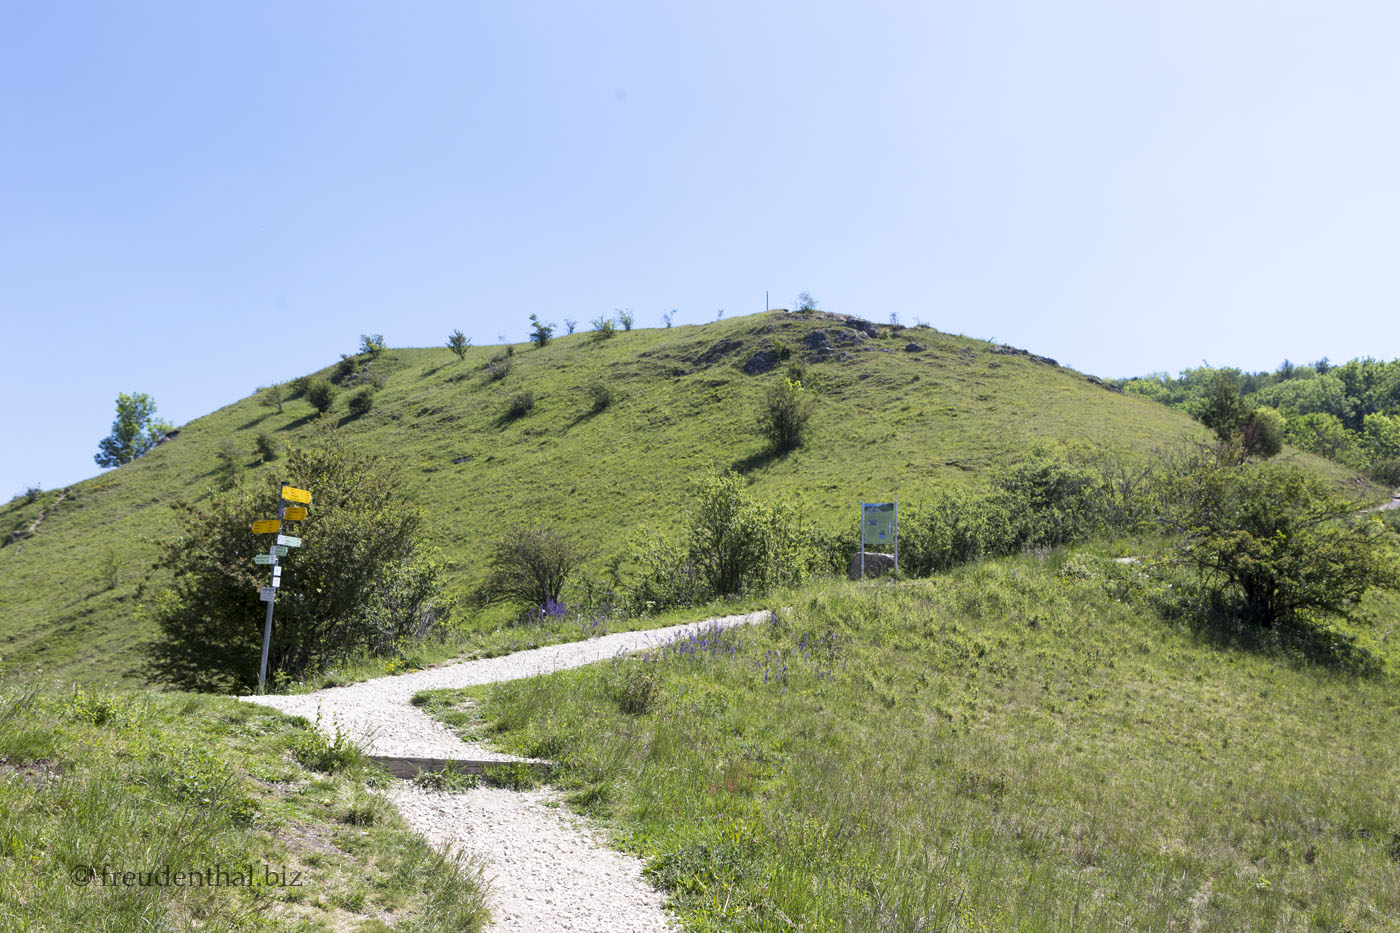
<box><xmin>860</xmin><ymin>501</ymin><xmax>898</xmax><ymax>578</ymax></box>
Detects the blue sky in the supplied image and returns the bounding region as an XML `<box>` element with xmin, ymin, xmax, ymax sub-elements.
<box><xmin>3</xmin><ymin>1</ymin><xmax>1398</xmax><ymax>496</ymax></box>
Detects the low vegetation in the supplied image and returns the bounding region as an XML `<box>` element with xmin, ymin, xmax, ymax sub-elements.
<box><xmin>427</xmin><ymin>555</ymin><xmax>1400</xmax><ymax>931</ymax></box>
<box><xmin>0</xmin><ymin>685</ymin><xmax>487</xmax><ymax>931</ymax></box>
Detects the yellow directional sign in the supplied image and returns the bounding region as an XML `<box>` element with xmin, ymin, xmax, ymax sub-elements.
<box><xmin>283</xmin><ymin>506</ymin><xmax>308</xmax><ymax>522</ymax></box>
<box><xmin>281</xmin><ymin>486</ymin><xmax>312</xmax><ymax>505</ymax></box>
<box><xmin>252</xmin><ymin>519</ymin><xmax>282</xmax><ymax>534</ymax></box>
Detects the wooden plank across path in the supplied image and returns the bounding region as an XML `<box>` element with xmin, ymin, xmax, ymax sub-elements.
<box><xmin>370</xmin><ymin>755</ymin><xmax>553</xmax><ymax>779</ymax></box>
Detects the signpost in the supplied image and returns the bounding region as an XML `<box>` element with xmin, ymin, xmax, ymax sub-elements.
<box><xmin>860</xmin><ymin>502</ymin><xmax>898</xmax><ymax>578</ymax></box>
<box><xmin>254</xmin><ymin>484</ymin><xmax>313</xmax><ymax>695</ymax></box>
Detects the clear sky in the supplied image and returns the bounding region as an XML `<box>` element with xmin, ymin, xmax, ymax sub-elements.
<box><xmin>3</xmin><ymin>1</ymin><xmax>1398</xmax><ymax>496</ymax></box>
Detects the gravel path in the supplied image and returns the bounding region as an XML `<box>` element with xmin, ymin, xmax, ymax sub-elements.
<box><xmin>245</xmin><ymin>610</ymin><xmax>771</xmax><ymax>930</ymax></box>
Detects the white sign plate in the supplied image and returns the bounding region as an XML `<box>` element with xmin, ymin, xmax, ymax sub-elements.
<box><xmin>259</xmin><ymin>586</ymin><xmax>276</xmax><ymax>602</ymax></box>
<box><xmin>276</xmin><ymin>535</ymin><xmax>302</xmax><ymax>548</ymax></box>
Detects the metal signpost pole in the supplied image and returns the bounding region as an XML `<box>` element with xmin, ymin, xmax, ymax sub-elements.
<box><xmin>860</xmin><ymin>503</ymin><xmax>866</xmax><ymax>579</ymax></box>
<box><xmin>257</xmin><ymin>486</ymin><xmax>286</xmax><ymax>696</ymax></box>
<box><xmin>893</xmin><ymin>501</ymin><xmax>898</xmax><ymax>574</ymax></box>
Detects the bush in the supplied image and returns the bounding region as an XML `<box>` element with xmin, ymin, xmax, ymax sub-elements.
<box><xmin>608</xmin><ymin>660</ymin><xmax>661</xmax><ymax>715</ymax></box>
<box><xmin>447</xmin><ymin>329</ymin><xmax>471</xmax><ymax>360</ymax></box>
<box><xmin>1241</xmin><ymin>407</ymin><xmax>1285</xmax><ymax>458</ymax></box>
<box><xmin>528</xmin><ymin>314</ymin><xmax>554</xmax><ymax>347</ymax></box>
<box><xmin>1164</xmin><ymin>459</ymin><xmax>1399</xmax><ymax>629</ymax></box>
<box><xmin>306</xmin><ymin>379</ymin><xmax>337</xmax><ymax>414</ymax></box>
<box><xmin>795</xmin><ymin>292</ymin><xmax>819</xmax><ymax>312</ymax></box>
<box><xmin>147</xmin><ymin>427</ymin><xmax>452</xmax><ymax>691</ymax></box>
<box><xmin>359</xmin><ymin>334</ymin><xmax>386</xmax><ymax>359</ymax></box>
<box><xmin>1369</xmin><ymin>459</ymin><xmax>1400</xmax><ymax>487</ymax></box>
<box><xmin>587</xmin><ymin>383</ymin><xmax>613</xmax><ymax>412</ymax></box>
<box><xmin>289</xmin><ymin>375</ymin><xmax>311</xmax><ymax>397</ymax></box>
<box><xmin>288</xmin><ymin>713</ymin><xmax>360</xmax><ymax>773</ymax></box>
<box><xmin>254</xmin><ymin>433</ymin><xmax>277</xmax><ymax>463</ymax></box>
<box><xmin>259</xmin><ymin>385</ymin><xmax>284</xmax><ymax>414</ymax></box>
<box><xmin>616</xmin><ymin>308</ymin><xmax>634</xmax><ymax>331</ymax></box>
<box><xmin>564</xmin><ymin>318</ymin><xmax>577</xmax><ymax>335</ymax></box>
<box><xmin>486</xmin><ymin>355</ymin><xmax>512</xmax><ymax>381</ymax></box>
<box><xmin>759</xmin><ymin>376</ymin><xmax>813</xmax><ymax>452</ymax></box>
<box><xmin>989</xmin><ymin>452</ymin><xmax>1109</xmax><ymax>550</ymax></box>
<box><xmin>334</xmin><ymin>355</ymin><xmax>355</xmax><ymax>382</ymax></box>
<box><xmin>478</xmin><ymin>524</ymin><xmax>592</xmax><ymax>610</ymax></box>
<box><xmin>504</xmin><ymin>391</ymin><xmax>535</xmax><ymax>419</ymax></box>
<box><xmin>348</xmin><ymin>390</ymin><xmax>374</xmax><ymax>418</ymax></box>
<box><xmin>591</xmin><ymin>316</ymin><xmax>615</xmax><ymax>338</ymax></box>
<box><xmin>618</xmin><ymin>473</ymin><xmax>816</xmax><ymax>611</ymax></box>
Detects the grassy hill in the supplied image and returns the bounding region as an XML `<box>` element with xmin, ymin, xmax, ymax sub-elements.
<box><xmin>0</xmin><ymin>310</ymin><xmax>1375</xmax><ymax>687</ymax></box>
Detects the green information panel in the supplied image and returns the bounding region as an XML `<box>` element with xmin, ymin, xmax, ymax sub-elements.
<box><xmin>861</xmin><ymin>502</ymin><xmax>898</xmax><ymax>574</ymax></box>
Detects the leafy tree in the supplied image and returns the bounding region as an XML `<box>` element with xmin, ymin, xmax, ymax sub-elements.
<box><xmin>563</xmin><ymin>318</ymin><xmax>577</xmax><ymax>335</ymax></box>
<box><xmin>447</xmin><ymin>329</ymin><xmax>472</xmax><ymax>360</ymax></box>
<box><xmin>759</xmin><ymin>376</ymin><xmax>813</xmax><ymax>452</ymax></box>
<box><xmin>591</xmin><ymin>315</ymin><xmax>615</xmax><ymax>338</ymax></box>
<box><xmin>1284</xmin><ymin>412</ymin><xmax>1356</xmax><ymax>461</ymax></box>
<box><xmin>359</xmin><ymin>333</ymin><xmax>386</xmax><ymax>359</ymax></box>
<box><xmin>615</xmin><ymin>308</ymin><xmax>634</xmax><ymax>331</ymax></box>
<box><xmin>1165</xmin><ymin>460</ymin><xmax>1398</xmax><ymax>629</ymax></box>
<box><xmin>478</xmin><ymin>524</ymin><xmax>592</xmax><ymax>609</ymax></box>
<box><xmin>306</xmin><ymin>379</ymin><xmax>337</xmax><ymax>414</ymax></box>
<box><xmin>148</xmin><ymin>428</ymin><xmax>451</xmax><ymax>691</ymax></box>
<box><xmin>795</xmin><ymin>292</ymin><xmax>819</xmax><ymax>312</ymax></box>
<box><xmin>528</xmin><ymin>314</ymin><xmax>554</xmax><ymax>347</ymax></box>
<box><xmin>259</xmin><ymin>385</ymin><xmax>284</xmax><ymax>414</ymax></box>
<box><xmin>1363</xmin><ymin>413</ymin><xmax>1400</xmax><ymax>461</ymax></box>
<box><xmin>1241</xmin><ymin>407</ymin><xmax>1285</xmax><ymax>458</ymax></box>
<box><xmin>254</xmin><ymin>432</ymin><xmax>277</xmax><ymax>463</ymax></box>
<box><xmin>1196</xmin><ymin>370</ymin><xmax>1249</xmax><ymax>442</ymax></box>
<box><xmin>94</xmin><ymin>392</ymin><xmax>173</xmax><ymax>468</ymax></box>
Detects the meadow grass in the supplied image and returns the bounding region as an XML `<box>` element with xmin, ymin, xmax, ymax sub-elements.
<box><xmin>421</xmin><ymin>553</ymin><xmax>1400</xmax><ymax>932</ymax></box>
<box><xmin>0</xmin><ymin>685</ymin><xmax>488</xmax><ymax>931</ymax></box>
<box><xmin>3</xmin><ymin>309</ymin><xmax>1276</xmax><ymax>688</ymax></box>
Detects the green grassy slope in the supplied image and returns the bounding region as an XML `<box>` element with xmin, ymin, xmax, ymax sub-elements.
<box><xmin>0</xmin><ymin>685</ymin><xmax>487</xmax><ymax>930</ymax></box>
<box><xmin>423</xmin><ymin>554</ymin><xmax>1400</xmax><ymax>932</ymax></box>
<box><xmin>0</xmin><ymin>310</ymin><xmax>1368</xmax><ymax>686</ymax></box>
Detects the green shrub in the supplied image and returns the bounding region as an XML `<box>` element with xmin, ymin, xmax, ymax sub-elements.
<box><xmin>486</xmin><ymin>356</ymin><xmax>512</xmax><ymax>381</ymax></box>
<box><xmin>478</xmin><ymin>524</ymin><xmax>592</xmax><ymax>610</ymax></box>
<box><xmin>306</xmin><ymin>379</ymin><xmax>337</xmax><ymax>414</ymax></box>
<box><xmin>591</xmin><ymin>316</ymin><xmax>616</xmax><ymax>338</ymax></box>
<box><xmin>447</xmin><ymin>329</ymin><xmax>472</xmax><ymax>360</ymax></box>
<box><xmin>348</xmin><ymin>390</ymin><xmax>374</xmax><ymax>418</ymax></box>
<box><xmin>1370</xmin><ymin>459</ymin><xmax>1400</xmax><ymax>487</ymax></box>
<box><xmin>1242</xmin><ymin>407</ymin><xmax>1285</xmax><ymax>458</ymax></box>
<box><xmin>359</xmin><ymin>333</ymin><xmax>386</xmax><ymax>359</ymax></box>
<box><xmin>616</xmin><ymin>308</ymin><xmax>634</xmax><ymax>331</ymax></box>
<box><xmin>1164</xmin><ymin>459</ymin><xmax>1400</xmax><ymax>628</ymax></box>
<box><xmin>334</xmin><ymin>355</ymin><xmax>355</xmax><ymax>382</ymax></box>
<box><xmin>288</xmin><ymin>713</ymin><xmax>361</xmax><ymax>773</ymax></box>
<box><xmin>608</xmin><ymin>660</ymin><xmax>661</xmax><ymax>715</ymax></box>
<box><xmin>254</xmin><ymin>432</ymin><xmax>277</xmax><ymax>463</ymax></box>
<box><xmin>528</xmin><ymin>314</ymin><xmax>554</xmax><ymax>347</ymax></box>
<box><xmin>289</xmin><ymin>375</ymin><xmax>311</xmax><ymax>397</ymax></box>
<box><xmin>148</xmin><ymin>428</ymin><xmax>452</xmax><ymax>691</ymax></box>
<box><xmin>504</xmin><ymin>391</ymin><xmax>535</xmax><ymax>419</ymax></box>
<box><xmin>759</xmin><ymin>376</ymin><xmax>813</xmax><ymax>452</ymax></box>
<box><xmin>619</xmin><ymin>473</ymin><xmax>816</xmax><ymax>610</ymax></box>
<box><xmin>258</xmin><ymin>385</ymin><xmax>284</xmax><ymax>414</ymax></box>
<box><xmin>587</xmin><ymin>383</ymin><xmax>613</xmax><ymax>412</ymax></box>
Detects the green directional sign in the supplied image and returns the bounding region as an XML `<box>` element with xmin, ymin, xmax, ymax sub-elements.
<box><xmin>276</xmin><ymin>535</ymin><xmax>302</xmax><ymax>548</ymax></box>
<box><xmin>254</xmin><ymin>554</ymin><xmax>273</xmax><ymax>565</ymax></box>
<box><xmin>272</xmin><ymin>545</ymin><xmax>289</xmax><ymax>556</ymax></box>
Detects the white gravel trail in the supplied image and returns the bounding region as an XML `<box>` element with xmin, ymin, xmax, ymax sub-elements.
<box><xmin>244</xmin><ymin>610</ymin><xmax>771</xmax><ymax>931</ymax></box>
